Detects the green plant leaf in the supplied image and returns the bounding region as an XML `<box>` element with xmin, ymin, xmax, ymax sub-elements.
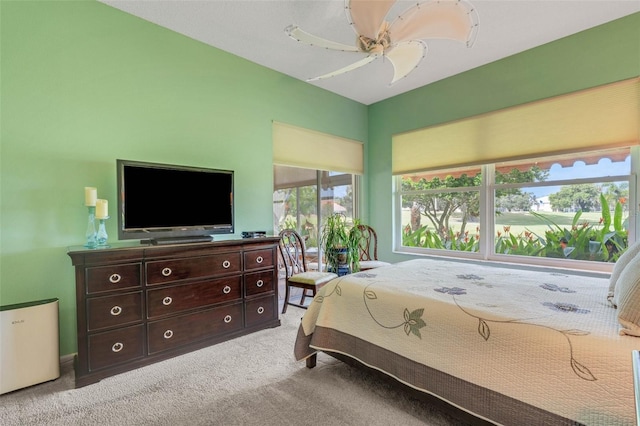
<box><xmin>600</xmin><ymin>193</ymin><xmax>611</xmax><ymax>232</ymax></box>
<box><xmin>613</xmin><ymin>201</ymin><xmax>623</xmax><ymax>231</ymax></box>
<box><xmin>571</xmin><ymin>210</ymin><xmax>583</xmax><ymax>227</ymax></box>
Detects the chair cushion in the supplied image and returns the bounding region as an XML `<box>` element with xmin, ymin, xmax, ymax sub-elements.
<box><xmin>289</xmin><ymin>271</ymin><xmax>338</xmax><ymax>285</ymax></box>
<box><xmin>614</xmin><ymin>253</ymin><xmax>640</xmax><ymax>337</ymax></box>
<box><xmin>608</xmin><ymin>241</ymin><xmax>640</xmax><ymax>307</ymax></box>
<box><xmin>359</xmin><ymin>260</ymin><xmax>391</xmax><ymax>270</ymax></box>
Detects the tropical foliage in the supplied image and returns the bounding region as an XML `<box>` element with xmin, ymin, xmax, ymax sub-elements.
<box><xmin>532</xmin><ymin>194</ymin><xmax>628</xmax><ymax>261</ymax></box>
<box><xmin>403</xmin><ymin>195</ymin><xmax>628</xmax><ymax>262</ymax></box>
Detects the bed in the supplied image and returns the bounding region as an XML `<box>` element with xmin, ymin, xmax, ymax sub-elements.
<box><xmin>294</xmin><ymin>258</ymin><xmax>640</xmax><ymax>425</ymax></box>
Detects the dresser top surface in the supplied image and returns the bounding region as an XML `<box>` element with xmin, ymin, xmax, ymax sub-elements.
<box><xmin>67</xmin><ymin>236</ymin><xmax>280</xmax><ymax>265</ymax></box>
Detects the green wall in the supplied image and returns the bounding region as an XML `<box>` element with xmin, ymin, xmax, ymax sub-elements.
<box><xmin>0</xmin><ymin>1</ymin><xmax>367</xmax><ymax>355</ymax></box>
<box><xmin>367</xmin><ymin>13</ymin><xmax>640</xmax><ymax>263</ymax></box>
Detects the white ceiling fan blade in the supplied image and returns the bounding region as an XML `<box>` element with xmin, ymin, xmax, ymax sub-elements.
<box><xmin>386</xmin><ymin>41</ymin><xmax>427</xmax><ymax>84</ymax></box>
<box><xmin>285</xmin><ymin>25</ymin><xmax>360</xmax><ymax>52</ymax></box>
<box><xmin>389</xmin><ymin>0</ymin><xmax>479</xmax><ymax>46</ymax></box>
<box><xmin>307</xmin><ymin>54</ymin><xmax>380</xmax><ymax>81</ymax></box>
<box><xmin>347</xmin><ymin>0</ymin><xmax>396</xmax><ymax>41</ymax></box>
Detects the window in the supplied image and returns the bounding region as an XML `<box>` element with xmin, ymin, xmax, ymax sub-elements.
<box><xmin>396</xmin><ymin>147</ymin><xmax>637</xmax><ymax>271</ymax></box>
<box><xmin>274</xmin><ymin>165</ymin><xmax>358</xmax><ymax>269</ymax></box>
<box><xmin>399</xmin><ymin>165</ymin><xmax>482</xmax><ymax>254</ymax></box>
<box><xmin>272</xmin><ymin>122</ymin><xmax>363</xmax><ymax>271</ymax></box>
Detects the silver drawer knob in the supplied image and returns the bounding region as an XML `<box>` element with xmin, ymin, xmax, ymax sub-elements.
<box><xmin>110</xmin><ymin>306</ymin><xmax>122</xmax><ymax>316</ymax></box>
<box><xmin>112</xmin><ymin>342</ymin><xmax>124</xmax><ymax>353</ymax></box>
<box><xmin>257</xmin><ymin>306</ymin><xmax>265</xmax><ymax>314</ymax></box>
<box><xmin>163</xmin><ymin>330</ymin><xmax>173</xmax><ymax>339</ymax></box>
<box><xmin>222</xmin><ymin>260</ymin><xmax>231</xmax><ymax>269</ymax></box>
<box><xmin>161</xmin><ymin>267</ymin><xmax>172</xmax><ymax>277</ymax></box>
<box><xmin>256</xmin><ymin>256</ymin><xmax>263</xmax><ymax>264</ymax></box>
<box><xmin>109</xmin><ymin>273</ymin><xmax>122</xmax><ymax>284</ymax></box>
<box><xmin>256</xmin><ymin>279</ymin><xmax>264</xmax><ymax>288</ymax></box>
<box><xmin>223</xmin><ymin>315</ymin><xmax>232</xmax><ymax>323</ymax></box>
<box><xmin>223</xmin><ymin>285</ymin><xmax>231</xmax><ymax>294</ymax></box>
<box><xmin>162</xmin><ymin>296</ymin><xmax>172</xmax><ymax>306</ymax></box>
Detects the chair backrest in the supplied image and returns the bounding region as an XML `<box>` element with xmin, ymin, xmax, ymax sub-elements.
<box><xmin>278</xmin><ymin>229</ymin><xmax>308</xmax><ymax>279</ymax></box>
<box><xmin>355</xmin><ymin>224</ymin><xmax>379</xmax><ymax>261</ymax></box>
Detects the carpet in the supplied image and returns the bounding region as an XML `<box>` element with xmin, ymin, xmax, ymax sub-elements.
<box><xmin>0</xmin><ymin>307</ymin><xmax>468</xmax><ymax>425</ymax></box>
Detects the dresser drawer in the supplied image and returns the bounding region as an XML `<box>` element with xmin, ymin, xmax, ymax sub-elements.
<box><xmin>147</xmin><ymin>303</ymin><xmax>243</xmax><ymax>354</ymax></box>
<box><xmin>88</xmin><ymin>324</ymin><xmax>144</xmax><ymax>371</ymax></box>
<box><xmin>86</xmin><ymin>263</ymin><xmax>142</xmax><ymax>294</ymax></box>
<box><xmin>147</xmin><ymin>276</ymin><xmax>242</xmax><ymax>319</ymax></box>
<box><xmin>87</xmin><ymin>292</ymin><xmax>144</xmax><ymax>332</ymax></box>
<box><xmin>245</xmin><ymin>295</ymin><xmax>276</xmax><ymax>328</ymax></box>
<box><xmin>146</xmin><ymin>252</ymin><xmax>242</xmax><ymax>285</ymax></box>
<box><xmin>244</xmin><ymin>247</ymin><xmax>275</xmax><ymax>271</ymax></box>
<box><xmin>244</xmin><ymin>270</ymin><xmax>274</xmax><ymax>297</ymax></box>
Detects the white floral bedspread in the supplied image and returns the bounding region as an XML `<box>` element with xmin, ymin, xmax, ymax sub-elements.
<box><xmin>296</xmin><ymin>259</ymin><xmax>640</xmax><ymax>425</ymax></box>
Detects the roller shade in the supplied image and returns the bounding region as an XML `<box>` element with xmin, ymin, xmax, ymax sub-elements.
<box><xmin>392</xmin><ymin>77</ymin><xmax>640</xmax><ymax>175</ymax></box>
<box><xmin>273</xmin><ymin>121</ymin><xmax>364</xmax><ymax>175</ymax></box>
<box><xmin>273</xmin><ymin>166</ymin><xmax>317</xmax><ymax>190</ymax></box>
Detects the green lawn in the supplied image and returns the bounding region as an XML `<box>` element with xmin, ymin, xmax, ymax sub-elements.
<box><xmin>496</xmin><ymin>211</ymin><xmax>603</xmax><ymax>226</ymax></box>
<box><xmin>402</xmin><ymin>210</ymin><xmax>614</xmax><ymax>238</ymax></box>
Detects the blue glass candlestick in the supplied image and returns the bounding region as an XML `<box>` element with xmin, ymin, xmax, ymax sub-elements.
<box><xmin>85</xmin><ymin>206</ymin><xmax>97</xmax><ymax>248</ymax></box>
<box><xmin>96</xmin><ymin>217</ymin><xmax>109</xmax><ymax>247</ymax></box>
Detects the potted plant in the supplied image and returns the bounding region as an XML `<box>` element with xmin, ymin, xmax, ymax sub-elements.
<box><xmin>320</xmin><ymin>212</ymin><xmax>363</xmax><ymax>275</ymax></box>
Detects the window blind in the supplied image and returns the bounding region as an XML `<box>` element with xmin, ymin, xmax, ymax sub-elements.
<box><xmin>273</xmin><ymin>165</ymin><xmax>317</xmax><ymax>190</ymax></box>
<box><xmin>392</xmin><ymin>77</ymin><xmax>640</xmax><ymax>175</ymax></box>
<box><xmin>273</xmin><ymin>121</ymin><xmax>364</xmax><ymax>175</ymax></box>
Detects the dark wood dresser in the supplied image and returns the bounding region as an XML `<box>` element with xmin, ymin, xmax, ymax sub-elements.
<box><xmin>67</xmin><ymin>237</ymin><xmax>280</xmax><ymax>388</ymax></box>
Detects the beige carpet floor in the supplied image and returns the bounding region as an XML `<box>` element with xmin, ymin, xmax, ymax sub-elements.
<box><xmin>0</xmin><ymin>306</ymin><xmax>472</xmax><ymax>425</ymax></box>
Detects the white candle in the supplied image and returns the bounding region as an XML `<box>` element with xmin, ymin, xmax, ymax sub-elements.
<box><xmin>85</xmin><ymin>187</ymin><xmax>97</xmax><ymax>206</ymax></box>
<box><xmin>95</xmin><ymin>199</ymin><xmax>108</xmax><ymax>219</ymax></box>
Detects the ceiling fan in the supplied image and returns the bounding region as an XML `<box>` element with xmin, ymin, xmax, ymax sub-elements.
<box><xmin>285</xmin><ymin>0</ymin><xmax>479</xmax><ymax>85</ymax></box>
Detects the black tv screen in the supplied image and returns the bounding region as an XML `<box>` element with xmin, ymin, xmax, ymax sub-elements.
<box><xmin>117</xmin><ymin>159</ymin><xmax>234</xmax><ymax>242</ymax></box>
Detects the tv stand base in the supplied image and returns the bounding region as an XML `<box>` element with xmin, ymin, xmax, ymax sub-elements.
<box><xmin>148</xmin><ymin>235</ymin><xmax>214</xmax><ymax>245</ymax></box>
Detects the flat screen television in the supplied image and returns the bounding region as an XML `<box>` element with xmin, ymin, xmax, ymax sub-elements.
<box><xmin>117</xmin><ymin>159</ymin><xmax>234</xmax><ymax>244</ymax></box>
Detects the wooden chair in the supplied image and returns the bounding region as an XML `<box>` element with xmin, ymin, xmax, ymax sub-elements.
<box><xmin>278</xmin><ymin>229</ymin><xmax>337</xmax><ymax>314</ymax></box>
<box><xmin>355</xmin><ymin>224</ymin><xmax>391</xmax><ymax>271</ymax></box>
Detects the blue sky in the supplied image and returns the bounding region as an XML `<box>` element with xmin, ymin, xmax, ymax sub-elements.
<box><xmin>531</xmin><ymin>157</ymin><xmax>630</xmax><ymax>198</ymax></box>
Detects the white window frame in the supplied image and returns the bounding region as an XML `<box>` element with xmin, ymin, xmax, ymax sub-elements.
<box><xmin>394</xmin><ymin>147</ymin><xmax>639</xmax><ymax>273</ymax></box>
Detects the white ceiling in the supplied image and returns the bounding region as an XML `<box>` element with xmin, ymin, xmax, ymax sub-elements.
<box><xmin>100</xmin><ymin>1</ymin><xmax>640</xmax><ymax>105</ymax></box>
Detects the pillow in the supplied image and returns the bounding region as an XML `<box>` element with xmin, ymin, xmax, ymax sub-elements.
<box><xmin>608</xmin><ymin>241</ymin><xmax>640</xmax><ymax>307</ymax></box>
<box><xmin>614</xmin><ymin>253</ymin><xmax>640</xmax><ymax>337</ymax></box>
<box><xmin>358</xmin><ymin>260</ymin><xmax>391</xmax><ymax>270</ymax></box>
